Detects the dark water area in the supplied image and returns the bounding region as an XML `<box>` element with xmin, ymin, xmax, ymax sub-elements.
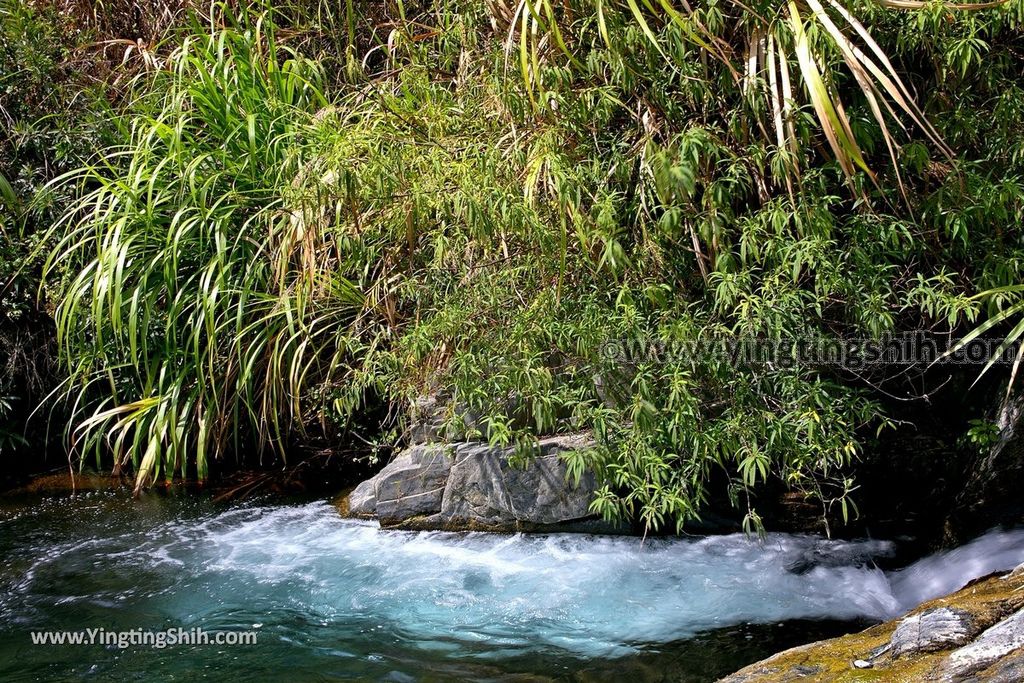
<box><xmin>1</xmin><ymin>490</ymin><xmax>1022</xmax><ymax>682</ymax></box>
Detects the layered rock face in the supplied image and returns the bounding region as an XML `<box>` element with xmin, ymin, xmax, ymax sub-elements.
<box><xmin>721</xmin><ymin>564</ymin><xmax>1024</xmax><ymax>682</ymax></box>
<box><xmin>344</xmin><ymin>434</ymin><xmax>603</xmax><ymax>531</ymax></box>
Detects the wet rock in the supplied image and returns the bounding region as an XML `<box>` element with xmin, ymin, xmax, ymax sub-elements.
<box><xmin>346</xmin><ymin>444</ymin><xmax>454</xmax><ymax>522</ymax></box>
<box><xmin>889</xmin><ymin>607</ymin><xmax>976</xmax><ymax>657</ymax></box>
<box><xmin>345</xmin><ymin>478</ymin><xmax>376</xmax><ymax>516</ymax></box>
<box><xmin>944</xmin><ymin>607</ymin><xmax>1024</xmax><ymax>680</ymax></box>
<box><xmin>438</xmin><ymin>435</ymin><xmax>596</xmax><ymax>527</ymax></box>
<box><xmin>407</xmin><ymin>393</ymin><xmax>448</xmax><ymax>445</ymax></box>
<box><xmin>342</xmin><ymin>434</ymin><xmax>600</xmax><ymax>531</ymax></box>
<box><xmin>784</xmin><ymin>538</ymin><xmax>895</xmax><ymax>575</ymax></box>
<box><xmin>405</xmin><ymin>391</ymin><xmax>534</xmax><ymax>444</ymax></box>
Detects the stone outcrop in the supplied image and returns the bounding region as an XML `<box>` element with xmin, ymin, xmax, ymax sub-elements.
<box><xmin>888</xmin><ymin>607</ymin><xmax>976</xmax><ymax>657</ymax></box>
<box><xmin>341</xmin><ymin>433</ymin><xmax>605</xmax><ymax>532</ymax></box>
<box><xmin>720</xmin><ymin>565</ymin><xmax>1024</xmax><ymax>682</ymax></box>
<box><xmin>346</xmin><ymin>444</ymin><xmax>454</xmax><ymax>523</ymax></box>
<box><xmin>405</xmin><ymin>391</ymin><xmax>533</xmax><ymax>445</ymax></box>
<box><xmin>945</xmin><ymin>607</ymin><xmax>1024</xmax><ymax>680</ymax></box>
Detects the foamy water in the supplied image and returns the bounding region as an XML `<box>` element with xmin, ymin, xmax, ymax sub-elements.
<box><xmin>2</xmin><ymin>495</ymin><xmax>1023</xmax><ymax>679</ymax></box>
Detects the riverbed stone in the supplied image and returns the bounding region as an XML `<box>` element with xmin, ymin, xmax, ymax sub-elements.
<box><xmin>408</xmin><ymin>393</ymin><xmax>449</xmax><ymax>444</ymax></box>
<box><xmin>346</xmin><ymin>478</ymin><xmax>377</xmax><ymax>516</ymax></box>
<box><xmin>346</xmin><ymin>444</ymin><xmax>455</xmax><ymax>523</ymax></box>
<box><xmin>341</xmin><ymin>433</ymin><xmax>598</xmax><ymax>531</ymax></box>
<box><xmin>944</xmin><ymin>607</ymin><xmax>1024</xmax><ymax>680</ymax></box>
<box><xmin>438</xmin><ymin>434</ymin><xmax>596</xmax><ymax>527</ymax></box>
<box><xmin>966</xmin><ymin>645</ymin><xmax>1024</xmax><ymax>682</ymax></box>
<box><xmin>889</xmin><ymin>607</ymin><xmax>976</xmax><ymax>657</ymax></box>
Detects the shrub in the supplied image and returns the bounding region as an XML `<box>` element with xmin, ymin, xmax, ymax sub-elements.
<box><xmin>43</xmin><ymin>0</ymin><xmax>1024</xmax><ymax>533</ymax></box>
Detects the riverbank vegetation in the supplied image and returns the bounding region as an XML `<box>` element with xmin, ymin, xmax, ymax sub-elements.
<box><xmin>3</xmin><ymin>0</ymin><xmax>1024</xmax><ymax>534</ymax></box>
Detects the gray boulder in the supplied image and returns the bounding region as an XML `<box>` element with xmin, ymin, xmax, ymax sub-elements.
<box><xmin>963</xmin><ymin>647</ymin><xmax>1024</xmax><ymax>683</ymax></box>
<box><xmin>407</xmin><ymin>393</ymin><xmax>449</xmax><ymax>445</ymax></box>
<box><xmin>345</xmin><ymin>478</ymin><xmax>377</xmax><ymax>516</ymax></box>
<box><xmin>889</xmin><ymin>607</ymin><xmax>976</xmax><ymax>658</ymax></box>
<box><xmin>945</xmin><ymin>608</ymin><xmax>1024</xmax><ymax>680</ymax></box>
<box><xmin>438</xmin><ymin>434</ymin><xmax>597</xmax><ymax>527</ymax></box>
<box><xmin>406</xmin><ymin>391</ymin><xmax>533</xmax><ymax>444</ymax></box>
<box><xmin>342</xmin><ymin>434</ymin><xmax>599</xmax><ymax>531</ymax></box>
<box><xmin>719</xmin><ymin>565</ymin><xmax>1024</xmax><ymax>683</ymax></box>
<box><xmin>347</xmin><ymin>444</ymin><xmax>454</xmax><ymax>523</ymax></box>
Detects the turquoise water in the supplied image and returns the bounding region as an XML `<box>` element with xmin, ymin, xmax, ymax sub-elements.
<box><xmin>2</xmin><ymin>491</ymin><xmax>1023</xmax><ymax>682</ymax></box>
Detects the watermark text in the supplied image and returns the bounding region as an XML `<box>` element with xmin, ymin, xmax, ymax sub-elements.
<box><xmin>30</xmin><ymin>627</ymin><xmax>258</xmax><ymax>649</ymax></box>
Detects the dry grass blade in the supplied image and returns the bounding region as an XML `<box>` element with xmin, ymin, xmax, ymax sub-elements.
<box><xmin>943</xmin><ymin>286</ymin><xmax>1024</xmax><ymax>398</ymax></box>
<box><xmin>823</xmin><ymin>0</ymin><xmax>954</xmax><ymax>159</ymax></box>
<box><xmin>787</xmin><ymin>0</ymin><xmax>871</xmax><ymax>182</ymax></box>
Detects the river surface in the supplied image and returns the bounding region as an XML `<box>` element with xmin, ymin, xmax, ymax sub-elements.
<box><xmin>2</xmin><ymin>491</ymin><xmax>1024</xmax><ymax>681</ymax></box>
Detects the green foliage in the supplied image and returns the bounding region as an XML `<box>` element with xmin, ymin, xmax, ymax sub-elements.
<box><xmin>960</xmin><ymin>417</ymin><xmax>1001</xmax><ymax>453</ymax></box>
<box><xmin>513</xmin><ymin>0</ymin><xmax>994</xmax><ymax>192</ymax></box>
<box><xmin>2</xmin><ymin>0</ymin><xmax>69</xmax><ymax>318</ymax></box>
<box><xmin>1</xmin><ymin>0</ymin><xmax>115</xmax><ymax>463</ymax></box>
<box><xmin>945</xmin><ymin>284</ymin><xmax>1024</xmax><ymax>399</ymax></box>
<box><xmin>0</xmin><ymin>395</ymin><xmax>27</xmax><ymax>456</ymax></box>
<box><xmin>48</xmin><ymin>4</ymin><xmax>359</xmax><ymax>489</ymax></box>
<box><xmin>27</xmin><ymin>0</ymin><xmax>1024</xmax><ymax>534</ymax></box>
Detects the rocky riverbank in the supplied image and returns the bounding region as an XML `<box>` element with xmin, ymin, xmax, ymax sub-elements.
<box><xmin>721</xmin><ymin>564</ymin><xmax>1024</xmax><ymax>682</ymax></box>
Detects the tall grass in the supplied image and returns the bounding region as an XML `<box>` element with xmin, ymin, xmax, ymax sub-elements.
<box><xmin>48</xmin><ymin>5</ymin><xmax>361</xmax><ymax>490</ymax></box>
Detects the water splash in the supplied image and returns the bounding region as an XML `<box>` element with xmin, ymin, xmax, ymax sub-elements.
<box><xmin>4</xmin><ymin>497</ymin><xmax>1024</xmax><ymax>664</ymax></box>
<box><xmin>888</xmin><ymin>529</ymin><xmax>1024</xmax><ymax>612</ymax></box>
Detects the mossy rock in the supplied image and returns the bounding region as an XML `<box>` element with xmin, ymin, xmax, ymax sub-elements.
<box><xmin>720</xmin><ymin>568</ymin><xmax>1024</xmax><ymax>682</ymax></box>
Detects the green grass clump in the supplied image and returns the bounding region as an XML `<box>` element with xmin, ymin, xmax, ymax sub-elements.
<box><xmin>48</xmin><ymin>6</ymin><xmax>364</xmax><ymax>488</ymax></box>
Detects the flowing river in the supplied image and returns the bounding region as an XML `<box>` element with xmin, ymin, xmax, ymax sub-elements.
<box><xmin>2</xmin><ymin>491</ymin><xmax>1023</xmax><ymax>681</ymax></box>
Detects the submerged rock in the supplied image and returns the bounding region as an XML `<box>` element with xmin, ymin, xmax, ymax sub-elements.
<box><xmin>4</xmin><ymin>471</ymin><xmax>126</xmax><ymax>495</ymax></box>
<box><xmin>341</xmin><ymin>434</ymin><xmax>605</xmax><ymax>532</ymax></box>
<box><xmin>719</xmin><ymin>564</ymin><xmax>1024</xmax><ymax>682</ymax></box>
<box><xmin>783</xmin><ymin>538</ymin><xmax>895</xmax><ymax>575</ymax></box>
